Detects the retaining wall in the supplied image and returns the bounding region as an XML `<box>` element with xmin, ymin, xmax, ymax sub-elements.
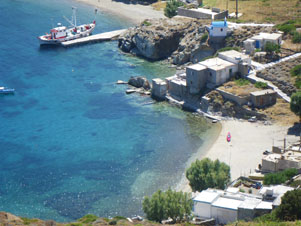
<box><xmin>216</xmin><ymin>88</ymin><xmax>249</xmax><ymax>106</ymax></box>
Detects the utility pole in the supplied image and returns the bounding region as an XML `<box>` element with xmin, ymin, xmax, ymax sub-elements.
<box><xmin>235</xmin><ymin>0</ymin><xmax>238</xmax><ymax>19</ymax></box>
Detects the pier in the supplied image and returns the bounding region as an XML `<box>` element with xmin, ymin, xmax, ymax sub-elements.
<box><xmin>61</xmin><ymin>29</ymin><xmax>127</xmax><ymax>47</ymax></box>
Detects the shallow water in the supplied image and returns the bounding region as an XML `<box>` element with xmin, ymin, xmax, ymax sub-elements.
<box><xmin>0</xmin><ymin>0</ymin><xmax>219</xmax><ymax>222</ymax></box>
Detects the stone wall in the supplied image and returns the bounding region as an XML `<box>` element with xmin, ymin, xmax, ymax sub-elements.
<box><xmin>177</xmin><ymin>7</ymin><xmax>228</xmax><ymax>20</ymax></box>
<box><xmin>216</xmin><ymin>88</ymin><xmax>249</xmax><ymax>106</ymax></box>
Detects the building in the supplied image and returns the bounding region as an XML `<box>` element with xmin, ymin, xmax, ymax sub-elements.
<box><xmin>261</xmin><ymin>150</ymin><xmax>301</xmax><ymax>173</ymax></box>
<box><xmin>209</xmin><ymin>19</ymin><xmax>228</xmax><ymax>37</ymax></box>
<box><xmin>250</xmin><ymin>89</ymin><xmax>277</xmax><ymax>108</ymax></box>
<box><xmin>165</xmin><ymin>73</ymin><xmax>187</xmax><ymax>99</ymax></box>
<box><xmin>244</xmin><ymin>32</ymin><xmax>282</xmax><ymax>54</ymax></box>
<box><xmin>186</xmin><ymin>64</ymin><xmax>207</xmax><ymax>94</ymax></box>
<box><xmin>151</xmin><ymin>78</ymin><xmax>167</xmax><ymax>100</ymax></box>
<box><xmin>193</xmin><ymin>185</ymin><xmax>294</xmax><ymax>224</ymax></box>
<box><xmin>177</xmin><ymin>7</ymin><xmax>228</xmax><ymax>20</ymax></box>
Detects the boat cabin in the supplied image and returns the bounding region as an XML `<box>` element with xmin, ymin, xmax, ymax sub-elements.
<box><xmin>50</xmin><ymin>26</ymin><xmax>67</xmax><ymax>39</ymax></box>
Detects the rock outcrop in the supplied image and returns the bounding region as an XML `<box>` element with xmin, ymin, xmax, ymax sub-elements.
<box><xmin>118</xmin><ymin>18</ymin><xmax>213</xmax><ymax>65</ymax></box>
<box><xmin>128</xmin><ymin>76</ymin><xmax>151</xmax><ymax>90</ymax></box>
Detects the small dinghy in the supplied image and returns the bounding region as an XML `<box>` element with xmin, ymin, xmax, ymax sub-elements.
<box><xmin>227</xmin><ymin>132</ymin><xmax>231</xmax><ymax>142</ymax></box>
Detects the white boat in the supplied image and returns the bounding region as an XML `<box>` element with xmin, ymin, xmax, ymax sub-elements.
<box><xmin>0</xmin><ymin>87</ymin><xmax>15</xmax><ymax>94</ymax></box>
<box><xmin>38</xmin><ymin>7</ymin><xmax>96</xmax><ymax>45</ymax></box>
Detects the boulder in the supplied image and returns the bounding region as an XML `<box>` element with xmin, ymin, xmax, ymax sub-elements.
<box><xmin>128</xmin><ymin>76</ymin><xmax>150</xmax><ymax>90</ymax></box>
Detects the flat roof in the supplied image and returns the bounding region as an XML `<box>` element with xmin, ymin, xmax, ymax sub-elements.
<box><xmin>187</xmin><ymin>63</ymin><xmax>207</xmax><ymax>71</ymax></box>
<box><xmin>252</xmin><ymin>32</ymin><xmax>282</xmax><ymax>41</ymax></box>
<box><xmin>250</xmin><ymin>89</ymin><xmax>276</xmax><ymax>96</ymax></box>
<box><xmin>255</xmin><ymin>201</ymin><xmax>273</xmax><ymax>210</ymax></box>
<box><xmin>192</xmin><ymin>8</ymin><xmax>218</xmax><ymax>16</ymax></box>
<box><xmin>218</xmin><ymin>50</ymin><xmax>250</xmax><ymax>61</ymax></box>
<box><xmin>193</xmin><ymin>190</ymin><xmax>220</xmax><ymax>204</ymax></box>
<box><xmin>212</xmin><ymin>197</ymin><xmax>243</xmax><ymax>210</ymax></box>
<box><xmin>200</xmin><ymin>57</ymin><xmax>235</xmax><ymax>71</ymax></box>
<box><xmin>239</xmin><ymin>198</ymin><xmax>261</xmax><ymax>210</ymax></box>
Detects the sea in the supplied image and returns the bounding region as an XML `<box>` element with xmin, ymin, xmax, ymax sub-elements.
<box><xmin>0</xmin><ymin>0</ymin><xmax>220</xmax><ymax>222</ymax></box>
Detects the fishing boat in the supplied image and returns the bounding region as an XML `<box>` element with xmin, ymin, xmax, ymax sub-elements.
<box><xmin>227</xmin><ymin>132</ymin><xmax>231</xmax><ymax>142</ymax></box>
<box><xmin>0</xmin><ymin>87</ymin><xmax>15</xmax><ymax>94</ymax></box>
<box><xmin>38</xmin><ymin>7</ymin><xmax>96</xmax><ymax>45</ymax></box>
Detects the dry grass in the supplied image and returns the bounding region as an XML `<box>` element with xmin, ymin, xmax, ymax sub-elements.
<box><xmin>258</xmin><ymin>98</ymin><xmax>299</xmax><ymax>125</ymax></box>
<box><xmin>219</xmin><ymin>81</ymin><xmax>261</xmax><ymax>97</ymax></box>
<box><xmin>282</xmin><ymin>39</ymin><xmax>301</xmax><ymax>53</ymax></box>
<box><xmin>152</xmin><ymin>0</ymin><xmax>166</xmax><ymax>11</ymax></box>
<box><xmin>203</xmin><ymin>0</ymin><xmax>301</xmax><ymax>23</ymax></box>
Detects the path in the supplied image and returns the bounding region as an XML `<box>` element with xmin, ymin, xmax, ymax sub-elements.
<box><xmin>247</xmin><ymin>52</ymin><xmax>301</xmax><ymax>102</ymax></box>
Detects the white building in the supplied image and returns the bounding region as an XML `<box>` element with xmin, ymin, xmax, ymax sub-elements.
<box><xmin>209</xmin><ymin>20</ymin><xmax>228</xmax><ymax>37</ymax></box>
<box><xmin>193</xmin><ymin>185</ymin><xmax>293</xmax><ymax>224</ymax></box>
<box><xmin>244</xmin><ymin>32</ymin><xmax>282</xmax><ymax>54</ymax></box>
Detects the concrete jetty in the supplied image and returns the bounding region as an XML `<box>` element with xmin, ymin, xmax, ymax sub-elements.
<box><xmin>61</xmin><ymin>29</ymin><xmax>127</xmax><ymax>47</ymax></box>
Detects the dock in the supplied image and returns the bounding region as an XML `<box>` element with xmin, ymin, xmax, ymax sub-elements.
<box><xmin>61</xmin><ymin>29</ymin><xmax>127</xmax><ymax>47</ymax></box>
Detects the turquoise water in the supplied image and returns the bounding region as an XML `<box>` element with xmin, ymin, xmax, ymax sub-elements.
<box><xmin>0</xmin><ymin>0</ymin><xmax>219</xmax><ymax>222</ymax></box>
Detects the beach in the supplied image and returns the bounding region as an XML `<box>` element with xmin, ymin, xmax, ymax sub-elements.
<box><xmin>178</xmin><ymin>119</ymin><xmax>299</xmax><ymax>192</ymax></box>
<box><xmin>76</xmin><ymin>0</ymin><xmax>165</xmax><ymax>24</ymax></box>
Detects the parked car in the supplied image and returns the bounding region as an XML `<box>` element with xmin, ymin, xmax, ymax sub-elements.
<box><xmin>248</xmin><ymin>116</ymin><xmax>257</xmax><ymax>122</ymax></box>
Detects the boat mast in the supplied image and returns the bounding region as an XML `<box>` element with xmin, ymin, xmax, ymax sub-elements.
<box><xmin>72</xmin><ymin>6</ymin><xmax>77</xmax><ymax>27</ymax></box>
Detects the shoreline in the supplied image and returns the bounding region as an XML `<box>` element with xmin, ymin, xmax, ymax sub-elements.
<box><xmin>76</xmin><ymin>0</ymin><xmax>165</xmax><ymax>24</ymax></box>
<box><xmin>177</xmin><ymin>119</ymin><xmax>299</xmax><ymax>193</ymax></box>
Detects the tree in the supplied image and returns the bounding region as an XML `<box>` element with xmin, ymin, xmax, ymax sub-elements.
<box><xmin>290</xmin><ymin>91</ymin><xmax>301</xmax><ymax>123</ymax></box>
<box><xmin>185</xmin><ymin>158</ymin><xmax>230</xmax><ymax>192</ymax></box>
<box><xmin>263</xmin><ymin>168</ymin><xmax>298</xmax><ymax>185</ymax></box>
<box><xmin>142</xmin><ymin>189</ymin><xmax>192</xmax><ymax>223</ymax></box>
<box><xmin>264</xmin><ymin>42</ymin><xmax>280</xmax><ymax>55</ymax></box>
<box><xmin>275</xmin><ymin>189</ymin><xmax>301</xmax><ymax>221</ymax></box>
<box><xmin>164</xmin><ymin>0</ymin><xmax>184</xmax><ymax>18</ymax></box>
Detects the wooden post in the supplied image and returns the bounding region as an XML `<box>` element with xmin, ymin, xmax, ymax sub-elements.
<box><xmin>236</xmin><ymin>0</ymin><xmax>238</xmax><ymax>19</ymax></box>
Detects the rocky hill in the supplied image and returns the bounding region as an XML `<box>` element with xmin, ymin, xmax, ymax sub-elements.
<box><xmin>118</xmin><ymin>18</ymin><xmax>214</xmax><ymax>65</ymax></box>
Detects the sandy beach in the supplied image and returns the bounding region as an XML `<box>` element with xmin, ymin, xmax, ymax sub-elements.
<box><xmin>76</xmin><ymin>0</ymin><xmax>165</xmax><ymax>24</ymax></box>
<box><xmin>178</xmin><ymin>119</ymin><xmax>299</xmax><ymax>193</ymax></box>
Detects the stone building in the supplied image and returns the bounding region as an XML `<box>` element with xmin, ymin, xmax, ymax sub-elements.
<box><xmin>250</xmin><ymin>89</ymin><xmax>277</xmax><ymax>108</ymax></box>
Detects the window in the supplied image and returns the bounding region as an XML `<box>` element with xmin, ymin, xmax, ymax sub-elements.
<box><xmin>221</xmin><ymin>28</ymin><xmax>223</xmax><ymax>32</ymax></box>
<box><xmin>191</xmin><ymin>81</ymin><xmax>193</xmax><ymax>85</ymax></box>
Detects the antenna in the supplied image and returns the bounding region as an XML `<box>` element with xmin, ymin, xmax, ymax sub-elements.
<box><xmin>72</xmin><ymin>6</ymin><xmax>77</xmax><ymax>27</ymax></box>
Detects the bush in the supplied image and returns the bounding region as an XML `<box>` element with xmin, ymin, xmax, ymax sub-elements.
<box><xmin>290</xmin><ymin>91</ymin><xmax>301</xmax><ymax>122</ymax></box>
<box><xmin>201</xmin><ymin>33</ymin><xmax>208</xmax><ymax>42</ymax></box>
<box><xmin>186</xmin><ymin>158</ymin><xmax>230</xmax><ymax>192</ymax></box>
<box><xmin>142</xmin><ymin>189</ymin><xmax>192</xmax><ymax>223</ymax></box>
<box><xmin>292</xmin><ymin>31</ymin><xmax>301</xmax><ymax>43</ymax></box>
<box><xmin>290</xmin><ymin>65</ymin><xmax>301</xmax><ymax>77</ymax></box>
<box><xmin>78</xmin><ymin>214</ymin><xmax>98</xmax><ymax>223</ymax></box>
<box><xmin>142</xmin><ymin>20</ymin><xmax>152</xmax><ymax>26</ymax></box>
<box><xmin>235</xmin><ymin>78</ymin><xmax>250</xmax><ymax>86</ymax></box>
<box><xmin>255</xmin><ymin>81</ymin><xmax>268</xmax><ymax>89</ymax></box>
<box><xmin>264</xmin><ymin>42</ymin><xmax>280</xmax><ymax>54</ymax></box>
<box><xmin>164</xmin><ymin>0</ymin><xmax>184</xmax><ymax>18</ymax></box>
<box><xmin>263</xmin><ymin>168</ymin><xmax>298</xmax><ymax>185</ymax></box>
<box><xmin>276</xmin><ymin>24</ymin><xmax>296</xmax><ymax>34</ymax></box>
<box><xmin>275</xmin><ymin>189</ymin><xmax>301</xmax><ymax>221</ymax></box>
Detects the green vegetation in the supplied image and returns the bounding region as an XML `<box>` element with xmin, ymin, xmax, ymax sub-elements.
<box><xmin>277</xmin><ymin>24</ymin><xmax>296</xmax><ymax>34</ymax></box>
<box><xmin>290</xmin><ymin>91</ymin><xmax>301</xmax><ymax>122</ymax></box>
<box><xmin>164</xmin><ymin>0</ymin><xmax>184</xmax><ymax>18</ymax></box>
<box><xmin>290</xmin><ymin>180</ymin><xmax>301</xmax><ymax>188</ymax></box>
<box><xmin>21</xmin><ymin>217</ymin><xmax>39</xmax><ymax>225</ymax></box>
<box><xmin>186</xmin><ymin>158</ymin><xmax>230</xmax><ymax>192</ymax></box>
<box><xmin>201</xmin><ymin>33</ymin><xmax>208</xmax><ymax>42</ymax></box>
<box><xmin>142</xmin><ymin>20</ymin><xmax>152</xmax><ymax>26</ymax></box>
<box><xmin>239</xmin><ymin>188</ymin><xmax>245</xmax><ymax>193</ymax></box>
<box><xmin>235</xmin><ymin>78</ymin><xmax>250</xmax><ymax>86</ymax></box>
<box><xmin>255</xmin><ymin>81</ymin><xmax>268</xmax><ymax>89</ymax></box>
<box><xmin>264</xmin><ymin>42</ymin><xmax>280</xmax><ymax>55</ymax></box>
<box><xmin>292</xmin><ymin>31</ymin><xmax>301</xmax><ymax>43</ymax></box>
<box><xmin>291</xmin><ymin>65</ymin><xmax>301</xmax><ymax>77</ymax></box>
<box><xmin>78</xmin><ymin>214</ymin><xmax>98</xmax><ymax>224</ymax></box>
<box><xmin>142</xmin><ymin>189</ymin><xmax>192</xmax><ymax>223</ymax></box>
<box><xmin>276</xmin><ymin>189</ymin><xmax>301</xmax><ymax>221</ymax></box>
<box><xmin>263</xmin><ymin>168</ymin><xmax>298</xmax><ymax>185</ymax></box>
<box><xmin>216</xmin><ymin>46</ymin><xmax>241</xmax><ymax>54</ymax></box>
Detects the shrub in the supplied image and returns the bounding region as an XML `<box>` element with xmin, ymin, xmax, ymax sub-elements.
<box><xmin>276</xmin><ymin>24</ymin><xmax>296</xmax><ymax>34</ymax></box>
<box><xmin>78</xmin><ymin>214</ymin><xmax>98</xmax><ymax>223</ymax></box>
<box><xmin>264</xmin><ymin>42</ymin><xmax>280</xmax><ymax>54</ymax></box>
<box><xmin>290</xmin><ymin>65</ymin><xmax>301</xmax><ymax>77</ymax></box>
<box><xmin>255</xmin><ymin>81</ymin><xmax>268</xmax><ymax>89</ymax></box>
<box><xmin>290</xmin><ymin>91</ymin><xmax>301</xmax><ymax>122</ymax></box>
<box><xmin>235</xmin><ymin>78</ymin><xmax>250</xmax><ymax>86</ymax></box>
<box><xmin>263</xmin><ymin>168</ymin><xmax>298</xmax><ymax>185</ymax></box>
<box><xmin>164</xmin><ymin>0</ymin><xmax>184</xmax><ymax>18</ymax></box>
<box><xmin>142</xmin><ymin>189</ymin><xmax>192</xmax><ymax>223</ymax></box>
<box><xmin>186</xmin><ymin>158</ymin><xmax>230</xmax><ymax>192</ymax></box>
<box><xmin>201</xmin><ymin>33</ymin><xmax>208</xmax><ymax>42</ymax></box>
<box><xmin>292</xmin><ymin>31</ymin><xmax>301</xmax><ymax>43</ymax></box>
<box><xmin>21</xmin><ymin>218</ymin><xmax>39</xmax><ymax>225</ymax></box>
<box><xmin>239</xmin><ymin>188</ymin><xmax>245</xmax><ymax>193</ymax></box>
<box><xmin>275</xmin><ymin>189</ymin><xmax>301</xmax><ymax>221</ymax></box>
<box><xmin>142</xmin><ymin>20</ymin><xmax>152</xmax><ymax>26</ymax></box>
